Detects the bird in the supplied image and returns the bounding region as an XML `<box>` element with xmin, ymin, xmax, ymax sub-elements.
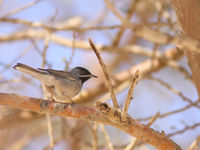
<box><xmin>13</xmin><ymin>63</ymin><xmax>97</xmax><ymax>102</ymax></box>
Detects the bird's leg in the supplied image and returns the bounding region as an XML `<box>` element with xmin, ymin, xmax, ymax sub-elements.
<box><xmin>64</xmin><ymin>94</ymin><xmax>74</xmax><ymax>104</ymax></box>
<box><xmin>50</xmin><ymin>89</ymin><xmax>54</xmax><ymax>102</ymax></box>
<box><xmin>45</xmin><ymin>85</ymin><xmax>55</xmax><ymax>102</ymax></box>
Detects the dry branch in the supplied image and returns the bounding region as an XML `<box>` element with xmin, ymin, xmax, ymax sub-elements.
<box><xmin>0</xmin><ymin>26</ymin><xmax>199</xmax><ymax>54</ymax></box>
<box><xmin>138</xmin><ymin>101</ymin><xmax>199</xmax><ymax>122</ymax></box>
<box><xmin>187</xmin><ymin>136</ymin><xmax>200</xmax><ymax>150</ymax></box>
<box><xmin>100</xmin><ymin>124</ymin><xmax>114</xmax><ymax>150</ymax></box>
<box><xmin>0</xmin><ymin>93</ymin><xmax>181</xmax><ymax>150</ymax></box>
<box><xmin>87</xmin><ymin>123</ymin><xmax>98</xmax><ymax>150</ymax></box>
<box><xmin>168</xmin><ymin>123</ymin><xmax>200</xmax><ymax>137</ymax></box>
<box><xmin>2</xmin><ymin>0</ymin><xmax>40</xmax><ymax>18</ymax></box>
<box><xmin>89</xmin><ymin>38</ymin><xmax>119</xmax><ymax>108</ymax></box>
<box><xmin>122</xmin><ymin>70</ymin><xmax>139</xmax><ymax>118</ymax></box>
<box><xmin>46</xmin><ymin>114</ymin><xmax>54</xmax><ymax>150</ymax></box>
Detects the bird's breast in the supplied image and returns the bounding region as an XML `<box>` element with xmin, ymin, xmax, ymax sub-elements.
<box><xmin>53</xmin><ymin>78</ymin><xmax>82</xmax><ymax>100</ymax></box>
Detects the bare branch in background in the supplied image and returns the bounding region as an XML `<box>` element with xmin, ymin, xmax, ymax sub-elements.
<box><xmin>87</xmin><ymin>122</ymin><xmax>98</xmax><ymax>150</ymax></box>
<box><xmin>2</xmin><ymin>0</ymin><xmax>40</xmax><ymax>18</ymax></box>
<box><xmin>100</xmin><ymin>124</ymin><xmax>114</xmax><ymax>150</ymax></box>
<box><xmin>46</xmin><ymin>114</ymin><xmax>55</xmax><ymax>150</ymax></box>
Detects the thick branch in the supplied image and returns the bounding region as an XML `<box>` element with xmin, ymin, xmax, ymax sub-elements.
<box><xmin>0</xmin><ymin>93</ymin><xmax>181</xmax><ymax>150</ymax></box>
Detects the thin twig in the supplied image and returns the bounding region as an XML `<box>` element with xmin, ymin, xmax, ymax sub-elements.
<box><xmin>41</xmin><ymin>38</ymin><xmax>54</xmax><ymax>150</ymax></box>
<box><xmin>168</xmin><ymin>122</ymin><xmax>200</xmax><ymax>137</ymax></box>
<box><xmin>147</xmin><ymin>112</ymin><xmax>160</xmax><ymax>126</ymax></box>
<box><xmin>124</xmin><ymin>138</ymin><xmax>137</xmax><ymax>150</ymax></box>
<box><xmin>187</xmin><ymin>136</ymin><xmax>200</xmax><ymax>150</ymax></box>
<box><xmin>167</xmin><ymin>60</ymin><xmax>192</xmax><ymax>80</ymax></box>
<box><xmin>104</xmin><ymin>0</ymin><xmax>126</xmax><ymax>23</ymax></box>
<box><xmin>99</xmin><ymin>78</ymin><xmax>132</xmax><ymax>103</ymax></box>
<box><xmin>86</xmin><ymin>122</ymin><xmax>98</xmax><ymax>150</ymax></box>
<box><xmin>151</xmin><ymin>1</ymin><xmax>162</xmax><ymax>70</ymax></box>
<box><xmin>0</xmin><ymin>42</ymin><xmax>32</xmax><ymax>73</ymax></box>
<box><xmin>31</xmin><ymin>40</ymin><xmax>51</xmax><ymax>68</ymax></box>
<box><xmin>122</xmin><ymin>70</ymin><xmax>139</xmax><ymax>118</ymax></box>
<box><xmin>2</xmin><ymin>0</ymin><xmax>40</xmax><ymax>18</ymax></box>
<box><xmin>65</xmin><ymin>31</ymin><xmax>76</xmax><ymax>70</ymax></box>
<box><xmin>42</xmin><ymin>31</ymin><xmax>51</xmax><ymax>68</ymax></box>
<box><xmin>148</xmin><ymin>76</ymin><xmax>195</xmax><ymax>105</ymax></box>
<box><xmin>138</xmin><ymin>101</ymin><xmax>199</xmax><ymax>121</ymax></box>
<box><xmin>89</xmin><ymin>38</ymin><xmax>119</xmax><ymax>108</ymax></box>
<box><xmin>112</xmin><ymin>0</ymin><xmax>139</xmax><ymax>46</ymax></box>
<box><xmin>46</xmin><ymin>114</ymin><xmax>54</xmax><ymax>150</ymax></box>
<box><xmin>100</xmin><ymin>124</ymin><xmax>114</xmax><ymax>150</ymax></box>
<box><xmin>93</xmin><ymin>123</ymin><xmax>98</xmax><ymax>150</ymax></box>
<box><xmin>43</xmin><ymin>135</ymin><xmax>63</xmax><ymax>150</ymax></box>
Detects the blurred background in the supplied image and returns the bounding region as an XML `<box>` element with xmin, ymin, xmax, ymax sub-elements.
<box><xmin>0</xmin><ymin>0</ymin><xmax>199</xmax><ymax>149</ymax></box>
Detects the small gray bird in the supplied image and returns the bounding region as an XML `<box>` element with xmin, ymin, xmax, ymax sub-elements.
<box><xmin>13</xmin><ymin>63</ymin><xmax>97</xmax><ymax>102</ymax></box>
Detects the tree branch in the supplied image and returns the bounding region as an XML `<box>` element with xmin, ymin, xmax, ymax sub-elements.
<box><xmin>0</xmin><ymin>93</ymin><xmax>181</xmax><ymax>150</ymax></box>
<box><xmin>89</xmin><ymin>38</ymin><xmax>119</xmax><ymax>108</ymax></box>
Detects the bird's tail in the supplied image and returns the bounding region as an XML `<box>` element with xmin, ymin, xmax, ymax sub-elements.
<box><xmin>13</xmin><ymin>63</ymin><xmax>46</xmax><ymax>81</ymax></box>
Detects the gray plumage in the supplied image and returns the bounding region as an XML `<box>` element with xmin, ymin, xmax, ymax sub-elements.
<box><xmin>13</xmin><ymin>63</ymin><xmax>97</xmax><ymax>101</ymax></box>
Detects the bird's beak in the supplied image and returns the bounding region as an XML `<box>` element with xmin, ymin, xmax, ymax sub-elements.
<box><xmin>91</xmin><ymin>74</ymin><xmax>98</xmax><ymax>78</ymax></box>
<box><xmin>79</xmin><ymin>74</ymin><xmax>98</xmax><ymax>78</ymax></box>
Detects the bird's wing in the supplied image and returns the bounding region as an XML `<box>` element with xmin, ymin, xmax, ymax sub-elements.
<box><xmin>37</xmin><ymin>68</ymin><xmax>77</xmax><ymax>81</ymax></box>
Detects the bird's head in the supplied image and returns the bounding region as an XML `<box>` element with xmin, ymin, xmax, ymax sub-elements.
<box><xmin>70</xmin><ymin>67</ymin><xmax>97</xmax><ymax>83</ymax></box>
